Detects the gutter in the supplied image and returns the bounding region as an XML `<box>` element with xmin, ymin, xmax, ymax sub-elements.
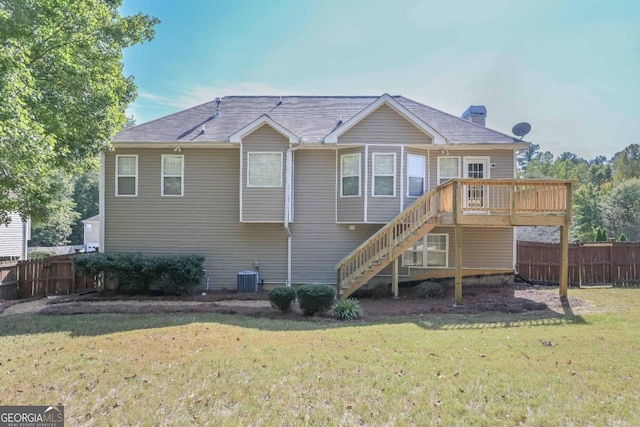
<box><xmin>284</xmin><ymin>143</ymin><xmax>303</xmax><ymax>287</ymax></box>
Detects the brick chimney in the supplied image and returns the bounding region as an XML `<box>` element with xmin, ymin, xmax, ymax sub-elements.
<box><xmin>461</xmin><ymin>105</ymin><xmax>487</xmax><ymax>126</ymax></box>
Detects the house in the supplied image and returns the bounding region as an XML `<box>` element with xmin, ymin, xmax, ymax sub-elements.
<box><xmin>103</xmin><ymin>94</ymin><xmax>572</xmax><ymax>303</ymax></box>
<box><xmin>0</xmin><ymin>213</ymin><xmax>29</xmax><ymax>261</ymax></box>
<box><xmin>81</xmin><ymin>215</ymin><xmax>100</xmax><ymax>252</ymax></box>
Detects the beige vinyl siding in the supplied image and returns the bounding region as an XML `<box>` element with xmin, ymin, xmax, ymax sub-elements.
<box><xmin>461</xmin><ymin>227</ymin><xmax>514</xmax><ymax>269</ymax></box>
<box><xmin>0</xmin><ymin>213</ymin><xmax>25</xmax><ymax>258</ymax></box>
<box><xmin>336</xmin><ymin>147</ymin><xmax>365</xmax><ymax>223</ymax></box>
<box><xmin>104</xmin><ymin>148</ymin><xmax>288</xmax><ymax>287</ymax></box>
<box><xmin>338</xmin><ymin>104</ymin><xmax>432</xmax><ymax>145</ymax></box>
<box><xmin>242</xmin><ymin>125</ymin><xmax>288</xmax><ymax>222</ymax></box>
<box><xmin>292</xmin><ymin>149</ymin><xmax>382</xmax><ymax>283</ymax></box>
<box><xmin>367</xmin><ymin>147</ymin><xmax>402</xmax><ymax>223</ymax></box>
<box><xmin>429</xmin><ymin>149</ymin><xmax>515</xmax><ymax>188</ymax></box>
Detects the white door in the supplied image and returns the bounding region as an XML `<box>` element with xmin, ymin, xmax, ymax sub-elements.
<box><xmin>463</xmin><ymin>157</ymin><xmax>489</xmax><ymax>209</ymax></box>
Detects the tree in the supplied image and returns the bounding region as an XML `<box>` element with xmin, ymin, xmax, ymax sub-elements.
<box><xmin>612</xmin><ymin>144</ymin><xmax>640</xmax><ymax>182</ymax></box>
<box><xmin>604</xmin><ymin>179</ymin><xmax>640</xmax><ymax>241</ymax></box>
<box><xmin>523</xmin><ymin>150</ymin><xmax>555</xmax><ymax>179</ymax></box>
<box><xmin>517</xmin><ymin>143</ymin><xmax>540</xmax><ymax>176</ymax></box>
<box><xmin>68</xmin><ymin>170</ymin><xmax>99</xmax><ymax>245</ymax></box>
<box><xmin>0</xmin><ymin>0</ymin><xmax>158</xmax><ymax>224</ymax></box>
<box><xmin>29</xmin><ymin>174</ymin><xmax>78</xmax><ymax>246</ymax></box>
<box><xmin>573</xmin><ymin>184</ymin><xmax>606</xmax><ymax>241</ymax></box>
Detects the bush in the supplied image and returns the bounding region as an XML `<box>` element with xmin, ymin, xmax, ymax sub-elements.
<box><xmin>28</xmin><ymin>250</ymin><xmax>55</xmax><ymax>260</ymax></box>
<box><xmin>332</xmin><ymin>298</ymin><xmax>363</xmax><ymax>320</ymax></box>
<box><xmin>73</xmin><ymin>253</ymin><xmax>204</xmax><ymax>294</ymax></box>
<box><xmin>416</xmin><ymin>280</ymin><xmax>445</xmax><ymax>298</ymax></box>
<box><xmin>268</xmin><ymin>286</ymin><xmax>297</xmax><ymax>313</ymax></box>
<box><xmin>155</xmin><ymin>255</ymin><xmax>205</xmax><ymax>295</ymax></box>
<box><xmin>296</xmin><ymin>284</ymin><xmax>336</xmax><ymax>316</ymax></box>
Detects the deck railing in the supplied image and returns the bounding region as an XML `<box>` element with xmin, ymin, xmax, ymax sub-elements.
<box><xmin>438</xmin><ymin>179</ymin><xmax>572</xmax><ymax>216</ymax></box>
<box><xmin>336</xmin><ymin>179</ymin><xmax>572</xmax><ymax>297</ymax></box>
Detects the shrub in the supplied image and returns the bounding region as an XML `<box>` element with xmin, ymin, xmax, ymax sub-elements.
<box><xmin>268</xmin><ymin>286</ymin><xmax>297</xmax><ymax>313</ymax></box>
<box><xmin>155</xmin><ymin>255</ymin><xmax>205</xmax><ymax>295</ymax></box>
<box><xmin>416</xmin><ymin>280</ymin><xmax>445</xmax><ymax>298</ymax></box>
<box><xmin>332</xmin><ymin>298</ymin><xmax>363</xmax><ymax>320</ymax></box>
<box><xmin>296</xmin><ymin>284</ymin><xmax>336</xmax><ymax>316</ymax></box>
<box><xmin>28</xmin><ymin>250</ymin><xmax>55</xmax><ymax>260</ymax></box>
<box><xmin>73</xmin><ymin>253</ymin><xmax>204</xmax><ymax>294</ymax></box>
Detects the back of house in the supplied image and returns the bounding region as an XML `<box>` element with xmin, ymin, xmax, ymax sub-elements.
<box><xmin>103</xmin><ymin>94</ymin><xmax>526</xmax><ymax>290</ymax></box>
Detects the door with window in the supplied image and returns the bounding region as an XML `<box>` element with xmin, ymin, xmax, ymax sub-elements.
<box><xmin>463</xmin><ymin>157</ymin><xmax>489</xmax><ymax>209</ymax></box>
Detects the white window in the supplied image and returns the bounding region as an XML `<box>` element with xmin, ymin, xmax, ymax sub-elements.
<box><xmin>247</xmin><ymin>152</ymin><xmax>282</xmax><ymax>187</ymax></box>
<box><xmin>403</xmin><ymin>234</ymin><xmax>448</xmax><ymax>268</ymax></box>
<box><xmin>340</xmin><ymin>153</ymin><xmax>360</xmax><ymax>197</ymax></box>
<box><xmin>407</xmin><ymin>154</ymin><xmax>426</xmax><ymax>197</ymax></box>
<box><xmin>162</xmin><ymin>155</ymin><xmax>184</xmax><ymax>196</ymax></box>
<box><xmin>437</xmin><ymin>156</ymin><xmax>461</xmax><ymax>185</ymax></box>
<box><xmin>116</xmin><ymin>155</ymin><xmax>137</xmax><ymax>196</ymax></box>
<box><xmin>372</xmin><ymin>153</ymin><xmax>395</xmax><ymax>196</ymax></box>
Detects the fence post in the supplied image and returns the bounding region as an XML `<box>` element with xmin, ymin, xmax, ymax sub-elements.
<box><xmin>609</xmin><ymin>243</ymin><xmax>615</xmax><ymax>286</ymax></box>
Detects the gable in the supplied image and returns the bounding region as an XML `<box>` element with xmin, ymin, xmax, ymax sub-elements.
<box><xmin>229</xmin><ymin>115</ymin><xmax>299</xmax><ymax>144</ymax></box>
<box><xmin>338</xmin><ymin>104</ymin><xmax>433</xmax><ymax>145</ymax></box>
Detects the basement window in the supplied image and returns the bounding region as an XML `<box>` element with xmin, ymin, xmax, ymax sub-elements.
<box><xmin>403</xmin><ymin>234</ymin><xmax>448</xmax><ymax>268</ymax></box>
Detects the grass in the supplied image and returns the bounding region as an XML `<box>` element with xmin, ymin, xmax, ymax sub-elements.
<box><xmin>1</xmin><ymin>288</ymin><xmax>639</xmax><ymax>426</ymax></box>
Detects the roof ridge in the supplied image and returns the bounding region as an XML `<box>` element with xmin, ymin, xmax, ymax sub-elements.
<box><xmin>222</xmin><ymin>95</ymin><xmax>382</xmax><ymax>99</ymax></box>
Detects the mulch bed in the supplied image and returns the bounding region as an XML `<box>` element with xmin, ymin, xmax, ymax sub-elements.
<box><xmin>0</xmin><ymin>284</ymin><xmax>591</xmax><ymax>320</ymax></box>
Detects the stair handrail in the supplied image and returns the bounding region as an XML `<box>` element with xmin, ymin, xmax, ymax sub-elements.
<box><xmin>336</xmin><ymin>185</ymin><xmax>443</xmax><ymax>272</ymax></box>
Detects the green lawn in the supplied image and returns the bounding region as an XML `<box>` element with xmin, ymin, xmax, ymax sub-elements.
<box><xmin>1</xmin><ymin>288</ymin><xmax>639</xmax><ymax>426</ymax></box>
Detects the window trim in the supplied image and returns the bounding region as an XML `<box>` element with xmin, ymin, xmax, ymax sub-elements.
<box><xmin>115</xmin><ymin>155</ymin><xmax>138</xmax><ymax>197</ymax></box>
<box><xmin>402</xmin><ymin>233</ymin><xmax>449</xmax><ymax>269</ymax></box>
<box><xmin>407</xmin><ymin>154</ymin><xmax>426</xmax><ymax>198</ymax></box>
<box><xmin>161</xmin><ymin>154</ymin><xmax>184</xmax><ymax>196</ymax></box>
<box><xmin>372</xmin><ymin>152</ymin><xmax>396</xmax><ymax>197</ymax></box>
<box><xmin>437</xmin><ymin>156</ymin><xmax>461</xmax><ymax>185</ymax></box>
<box><xmin>340</xmin><ymin>153</ymin><xmax>361</xmax><ymax>197</ymax></box>
<box><xmin>247</xmin><ymin>152</ymin><xmax>283</xmax><ymax>188</ymax></box>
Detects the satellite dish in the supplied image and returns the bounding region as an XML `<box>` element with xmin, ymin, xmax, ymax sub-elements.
<box><xmin>512</xmin><ymin>122</ymin><xmax>531</xmax><ymax>140</ymax></box>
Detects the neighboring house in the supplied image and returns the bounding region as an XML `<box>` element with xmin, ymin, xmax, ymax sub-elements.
<box><xmin>104</xmin><ymin>94</ymin><xmax>572</xmax><ymax>303</ymax></box>
<box><xmin>0</xmin><ymin>213</ymin><xmax>29</xmax><ymax>261</ymax></box>
<box><xmin>81</xmin><ymin>215</ymin><xmax>100</xmax><ymax>252</ymax></box>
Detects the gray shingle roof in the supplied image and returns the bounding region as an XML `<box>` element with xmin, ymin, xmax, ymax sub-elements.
<box><xmin>114</xmin><ymin>95</ymin><xmax>519</xmax><ymax>144</ymax></box>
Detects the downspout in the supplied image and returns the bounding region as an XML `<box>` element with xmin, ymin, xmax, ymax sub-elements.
<box><xmin>99</xmin><ymin>153</ymin><xmax>105</xmax><ymax>253</ymax></box>
<box><xmin>284</xmin><ymin>143</ymin><xmax>302</xmax><ymax>287</ymax></box>
<box><xmin>21</xmin><ymin>217</ymin><xmax>29</xmax><ymax>260</ymax></box>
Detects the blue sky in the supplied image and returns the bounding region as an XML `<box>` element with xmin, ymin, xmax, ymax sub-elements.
<box><xmin>120</xmin><ymin>0</ymin><xmax>640</xmax><ymax>159</ymax></box>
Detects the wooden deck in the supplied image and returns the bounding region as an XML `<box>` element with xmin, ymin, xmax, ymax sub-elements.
<box><xmin>336</xmin><ymin>179</ymin><xmax>573</xmax><ymax>302</ymax></box>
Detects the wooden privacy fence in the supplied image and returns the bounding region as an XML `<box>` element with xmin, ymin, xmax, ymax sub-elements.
<box><xmin>517</xmin><ymin>241</ymin><xmax>640</xmax><ymax>287</ymax></box>
<box><xmin>0</xmin><ymin>263</ymin><xmax>18</xmax><ymax>299</ymax></box>
<box><xmin>13</xmin><ymin>253</ymin><xmax>99</xmax><ymax>299</ymax></box>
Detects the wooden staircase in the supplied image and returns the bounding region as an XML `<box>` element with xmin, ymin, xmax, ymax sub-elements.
<box><xmin>336</xmin><ymin>187</ymin><xmax>442</xmax><ymax>299</ymax></box>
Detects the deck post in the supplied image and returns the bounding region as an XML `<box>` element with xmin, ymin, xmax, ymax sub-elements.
<box><xmin>454</xmin><ymin>224</ymin><xmax>463</xmax><ymax>306</ymax></box>
<box><xmin>559</xmin><ymin>224</ymin><xmax>569</xmax><ymax>297</ymax></box>
<box><xmin>392</xmin><ymin>258</ymin><xmax>399</xmax><ymax>299</ymax></box>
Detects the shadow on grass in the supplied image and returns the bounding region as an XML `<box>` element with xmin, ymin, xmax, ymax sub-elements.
<box><xmin>0</xmin><ymin>304</ymin><xmax>588</xmax><ymax>338</ymax></box>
